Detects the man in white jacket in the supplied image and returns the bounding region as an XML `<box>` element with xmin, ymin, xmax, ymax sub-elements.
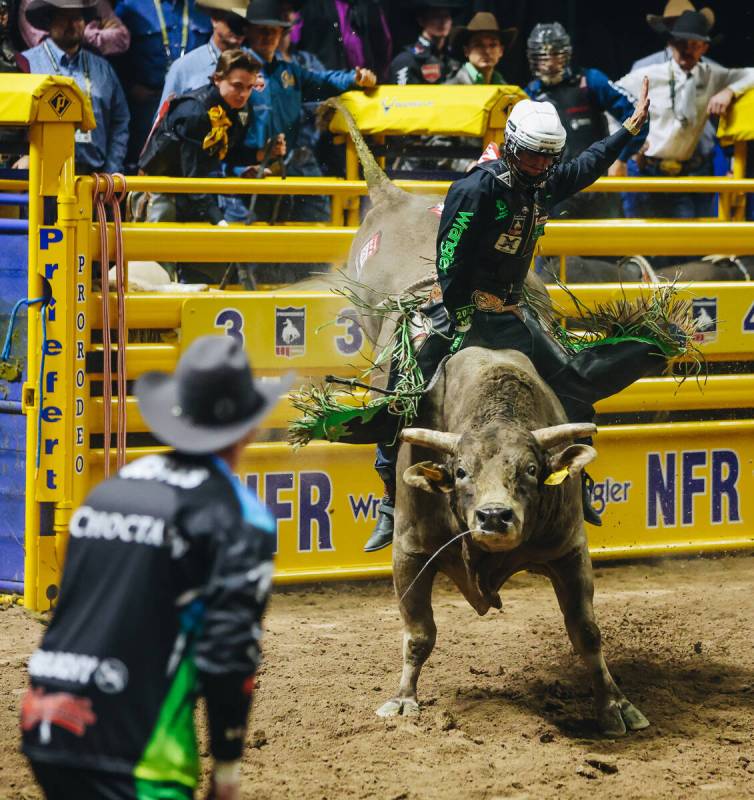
<box><xmin>616</xmin><ymin>8</ymin><xmax>754</xmax><ymax>218</ymax></box>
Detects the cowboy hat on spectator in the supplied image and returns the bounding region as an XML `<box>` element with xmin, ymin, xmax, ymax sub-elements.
<box><xmin>451</xmin><ymin>12</ymin><xmax>518</xmax><ymax>53</ymax></box>
<box><xmin>25</xmin><ymin>0</ymin><xmax>97</xmax><ymax>30</ymax></box>
<box><xmin>646</xmin><ymin>0</ymin><xmax>715</xmax><ymax>31</ymax></box>
<box><xmin>245</xmin><ymin>0</ymin><xmax>293</xmax><ymax>28</ymax></box>
<box><xmin>648</xmin><ymin>8</ymin><xmax>721</xmax><ymax>44</ymax></box>
<box><xmin>196</xmin><ymin>0</ymin><xmax>249</xmax><ymax>24</ymax></box>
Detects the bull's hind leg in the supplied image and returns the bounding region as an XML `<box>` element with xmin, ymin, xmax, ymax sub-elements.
<box><xmin>377</xmin><ymin>550</ymin><xmax>437</xmax><ymax>718</ymax></box>
<box><xmin>546</xmin><ymin>547</ymin><xmax>650</xmax><ymax>737</ymax></box>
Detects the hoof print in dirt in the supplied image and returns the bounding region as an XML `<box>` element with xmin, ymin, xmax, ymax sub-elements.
<box><xmin>377</xmin><ymin>697</ymin><xmax>420</xmax><ymax>718</ymax></box>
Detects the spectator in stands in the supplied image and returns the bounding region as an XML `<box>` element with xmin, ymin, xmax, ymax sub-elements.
<box><xmin>1</xmin><ymin>0</ymin><xmax>27</xmax><ymax>71</ymax></box>
<box><xmin>23</xmin><ymin>0</ymin><xmax>130</xmax><ymax>173</ymax></box>
<box><xmin>387</xmin><ymin>0</ymin><xmax>462</xmax><ymax>86</ymax></box>
<box><xmin>628</xmin><ymin>0</ymin><xmax>719</xmax><ymax>217</ymax></box>
<box><xmin>139</xmin><ymin>49</ymin><xmax>274</xmax><ymax>282</ymax></box>
<box><xmin>159</xmin><ymin>0</ymin><xmax>248</xmax><ymax>108</ymax></box>
<box><xmin>291</xmin><ymin>0</ymin><xmax>392</xmax><ymax>81</ymax></box>
<box><xmin>616</xmin><ymin>9</ymin><xmax>754</xmax><ymax>218</ymax></box>
<box><xmin>525</xmin><ymin>22</ymin><xmax>647</xmax><ymax>218</ymax></box>
<box><xmin>19</xmin><ymin>0</ymin><xmax>130</xmax><ymax>55</ymax></box>
<box><xmin>114</xmin><ymin>0</ymin><xmax>211</xmax><ymax>171</ymax></box>
<box><xmin>445</xmin><ymin>11</ymin><xmax>515</xmax><ymax>86</ymax></box>
<box><xmin>276</xmin><ymin>0</ymin><xmax>331</xmax><ymax>222</ymax></box>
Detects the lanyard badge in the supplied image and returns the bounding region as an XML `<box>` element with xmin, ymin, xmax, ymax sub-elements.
<box><xmin>153</xmin><ymin>0</ymin><xmax>190</xmax><ymax>71</ymax></box>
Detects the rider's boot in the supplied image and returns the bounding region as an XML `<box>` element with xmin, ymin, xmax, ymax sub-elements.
<box><xmin>364</xmin><ymin>481</ymin><xmax>395</xmax><ymax>552</ymax></box>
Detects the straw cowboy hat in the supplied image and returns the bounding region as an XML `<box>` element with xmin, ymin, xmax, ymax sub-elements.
<box><xmin>646</xmin><ymin>0</ymin><xmax>715</xmax><ymax>32</ymax></box>
<box><xmin>451</xmin><ymin>12</ymin><xmax>518</xmax><ymax>52</ymax></box>
<box><xmin>25</xmin><ymin>0</ymin><xmax>97</xmax><ymax>31</ymax></box>
<box><xmin>196</xmin><ymin>0</ymin><xmax>249</xmax><ymax>23</ymax></box>
<box><xmin>135</xmin><ymin>335</ymin><xmax>294</xmax><ymax>454</ymax></box>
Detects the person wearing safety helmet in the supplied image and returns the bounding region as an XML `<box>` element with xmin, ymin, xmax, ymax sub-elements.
<box><xmin>366</xmin><ymin>80</ymin><xmax>667</xmax><ymax>553</ymax></box>
<box><xmin>525</xmin><ymin>22</ymin><xmax>648</xmax><ymax>219</ymax></box>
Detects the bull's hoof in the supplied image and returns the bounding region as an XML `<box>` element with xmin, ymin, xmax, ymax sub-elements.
<box><xmin>376</xmin><ymin>697</ymin><xmax>420</xmax><ymax>718</ymax></box>
<box><xmin>598</xmin><ymin>698</ymin><xmax>650</xmax><ymax>737</ymax></box>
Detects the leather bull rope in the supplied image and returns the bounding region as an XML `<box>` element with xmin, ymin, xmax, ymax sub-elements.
<box><xmin>93</xmin><ymin>173</ymin><xmax>128</xmax><ymax>476</ymax></box>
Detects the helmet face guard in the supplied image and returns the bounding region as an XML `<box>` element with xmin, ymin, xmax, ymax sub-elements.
<box><xmin>527</xmin><ymin>23</ymin><xmax>572</xmax><ymax>85</ymax></box>
<box><xmin>504</xmin><ymin>138</ymin><xmax>561</xmax><ymax>188</ymax></box>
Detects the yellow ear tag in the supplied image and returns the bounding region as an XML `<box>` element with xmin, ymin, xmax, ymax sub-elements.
<box><xmin>544</xmin><ymin>467</ymin><xmax>570</xmax><ymax>486</ymax></box>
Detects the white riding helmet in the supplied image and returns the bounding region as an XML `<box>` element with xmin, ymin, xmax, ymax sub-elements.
<box><xmin>504</xmin><ymin>99</ymin><xmax>567</xmax><ymax>186</ymax></box>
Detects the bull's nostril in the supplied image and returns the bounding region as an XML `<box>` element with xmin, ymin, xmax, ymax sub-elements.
<box><xmin>476</xmin><ymin>505</ymin><xmax>514</xmax><ymax>530</ymax></box>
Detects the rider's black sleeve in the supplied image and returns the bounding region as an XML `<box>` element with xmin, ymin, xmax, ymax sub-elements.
<box><xmin>436</xmin><ymin>169</ymin><xmax>489</xmax><ymax>316</ymax></box>
<box><xmin>546</xmin><ymin>126</ymin><xmax>634</xmax><ymax>207</ymax></box>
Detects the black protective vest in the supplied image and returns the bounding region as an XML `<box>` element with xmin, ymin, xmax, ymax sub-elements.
<box><xmin>532</xmin><ymin>72</ymin><xmax>608</xmax><ymax>163</ymax></box>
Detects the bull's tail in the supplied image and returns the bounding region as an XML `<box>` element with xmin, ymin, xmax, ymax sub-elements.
<box><xmin>318</xmin><ymin>97</ymin><xmax>406</xmax><ymax>207</ymax></box>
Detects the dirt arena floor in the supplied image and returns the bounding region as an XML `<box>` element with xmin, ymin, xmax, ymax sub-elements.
<box><xmin>1</xmin><ymin>554</ymin><xmax>754</xmax><ymax>799</ymax></box>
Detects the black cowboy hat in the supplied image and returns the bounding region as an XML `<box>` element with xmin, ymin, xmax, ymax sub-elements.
<box><xmin>25</xmin><ymin>0</ymin><xmax>97</xmax><ymax>31</ymax></box>
<box><xmin>410</xmin><ymin>0</ymin><xmax>467</xmax><ymax>10</ymax></box>
<box><xmin>245</xmin><ymin>0</ymin><xmax>292</xmax><ymax>28</ymax></box>
<box><xmin>451</xmin><ymin>11</ymin><xmax>518</xmax><ymax>53</ymax></box>
<box><xmin>135</xmin><ymin>335</ymin><xmax>295</xmax><ymax>455</ymax></box>
<box><xmin>648</xmin><ymin>9</ymin><xmax>721</xmax><ymax>44</ymax></box>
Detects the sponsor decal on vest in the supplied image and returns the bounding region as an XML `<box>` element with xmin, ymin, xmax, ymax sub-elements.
<box><xmin>28</xmin><ymin>651</ymin><xmax>129</xmax><ymax>694</ymax></box>
<box><xmin>495</xmin><ymin>199</ymin><xmax>510</xmax><ymax>220</ymax></box>
<box><xmin>275</xmin><ymin>306</ymin><xmax>306</xmax><ymax>358</ymax></box>
<box><xmin>70</xmin><ymin>506</ymin><xmax>166</xmax><ymax>547</ymax></box>
<box><xmin>21</xmin><ymin>688</ymin><xmax>97</xmax><ymax>743</ymax></box>
<box><xmin>120</xmin><ymin>455</ymin><xmax>209</xmax><ymax>488</ymax></box>
<box><xmin>421</xmin><ymin>62</ymin><xmax>441</xmax><ymax>83</ymax></box>
<box><xmin>494</xmin><ymin>233</ymin><xmax>522</xmax><ymax>254</ymax></box>
<box><xmin>438</xmin><ymin>211</ymin><xmax>474</xmax><ymax>273</ymax></box>
<box><xmin>496</xmin><ymin>170</ymin><xmax>512</xmax><ymax>187</ymax></box>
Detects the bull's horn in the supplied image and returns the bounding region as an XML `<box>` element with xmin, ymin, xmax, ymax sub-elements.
<box><xmin>400</xmin><ymin>428</ymin><xmax>461</xmax><ymax>454</ymax></box>
<box><xmin>531</xmin><ymin>423</ymin><xmax>597</xmax><ymax>450</ymax></box>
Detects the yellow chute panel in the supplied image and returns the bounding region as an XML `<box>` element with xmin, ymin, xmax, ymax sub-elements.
<box><xmin>0</xmin><ymin>74</ymin><xmax>95</xmax><ymax>131</ymax></box>
<box><xmin>329</xmin><ymin>85</ymin><xmax>527</xmax><ymax>137</ymax></box>
<box><xmin>717</xmin><ymin>88</ymin><xmax>754</xmax><ymax>144</ymax></box>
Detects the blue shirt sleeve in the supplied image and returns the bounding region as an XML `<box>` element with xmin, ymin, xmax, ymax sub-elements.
<box><xmin>298</xmin><ymin>63</ymin><xmax>356</xmax><ymax>101</ymax></box>
<box><xmin>584</xmin><ymin>67</ymin><xmax>647</xmax><ymax>160</ymax></box>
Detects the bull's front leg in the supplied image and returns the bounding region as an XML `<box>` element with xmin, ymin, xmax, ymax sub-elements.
<box><xmin>546</xmin><ymin>546</ymin><xmax>650</xmax><ymax>737</ymax></box>
<box><xmin>377</xmin><ymin>548</ymin><xmax>437</xmax><ymax>718</ymax></box>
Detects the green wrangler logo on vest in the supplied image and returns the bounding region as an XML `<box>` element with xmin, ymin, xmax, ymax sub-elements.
<box><xmin>438</xmin><ymin>211</ymin><xmax>474</xmax><ymax>273</ymax></box>
<box><xmin>495</xmin><ymin>199</ymin><xmax>509</xmax><ymax>221</ymax></box>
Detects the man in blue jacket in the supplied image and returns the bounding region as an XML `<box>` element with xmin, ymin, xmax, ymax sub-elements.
<box><xmin>525</xmin><ymin>22</ymin><xmax>647</xmax><ymax>218</ymax></box>
<box><xmin>222</xmin><ymin>0</ymin><xmax>376</xmax><ymax>280</ymax></box>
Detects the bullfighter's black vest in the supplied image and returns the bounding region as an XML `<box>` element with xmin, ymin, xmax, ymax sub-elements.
<box><xmin>530</xmin><ymin>71</ymin><xmax>608</xmax><ymax>163</ymax></box>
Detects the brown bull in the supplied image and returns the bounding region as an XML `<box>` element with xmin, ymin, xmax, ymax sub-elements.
<box><xmin>380</xmin><ymin>346</ymin><xmax>649</xmax><ymax>737</ymax></box>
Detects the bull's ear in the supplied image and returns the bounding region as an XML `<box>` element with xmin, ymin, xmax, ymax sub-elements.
<box><xmin>545</xmin><ymin>444</ymin><xmax>597</xmax><ymax>485</ymax></box>
<box><xmin>403</xmin><ymin>461</ymin><xmax>453</xmax><ymax>494</ymax></box>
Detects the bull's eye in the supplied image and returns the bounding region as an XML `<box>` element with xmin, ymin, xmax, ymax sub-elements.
<box><xmin>456</xmin><ymin>467</ymin><xmax>467</xmax><ymax>480</ymax></box>
<box><xmin>526</xmin><ymin>464</ymin><xmax>537</xmax><ymax>477</ymax></box>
